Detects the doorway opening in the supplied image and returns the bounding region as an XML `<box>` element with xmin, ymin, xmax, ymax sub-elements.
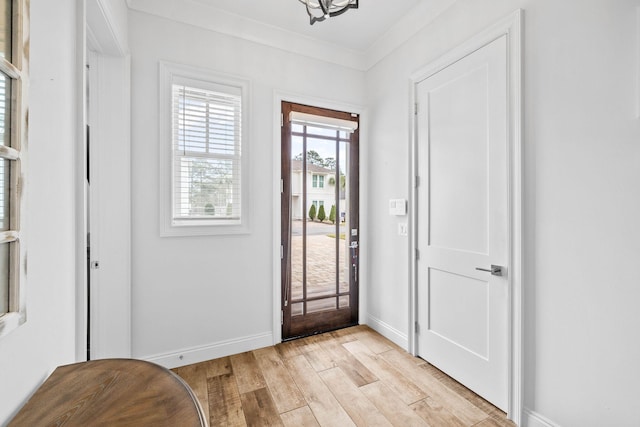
<box><xmin>281</xmin><ymin>102</ymin><xmax>360</xmax><ymax>340</ymax></box>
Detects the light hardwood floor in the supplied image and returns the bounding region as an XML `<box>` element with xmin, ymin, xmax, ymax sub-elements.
<box><xmin>172</xmin><ymin>325</ymin><xmax>516</xmax><ymax>427</ymax></box>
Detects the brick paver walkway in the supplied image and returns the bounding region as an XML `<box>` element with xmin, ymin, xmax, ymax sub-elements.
<box><xmin>290</xmin><ymin>221</ymin><xmax>350</xmax><ymax>315</ymax></box>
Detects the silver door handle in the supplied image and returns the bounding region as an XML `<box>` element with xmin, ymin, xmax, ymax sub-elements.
<box><xmin>475</xmin><ymin>265</ymin><xmax>503</xmax><ymax>276</ymax></box>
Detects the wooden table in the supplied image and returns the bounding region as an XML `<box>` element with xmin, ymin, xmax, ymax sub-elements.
<box><xmin>9</xmin><ymin>359</ymin><xmax>208</xmax><ymax>427</ymax></box>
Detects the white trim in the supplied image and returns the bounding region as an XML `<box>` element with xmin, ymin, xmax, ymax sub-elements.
<box><xmin>127</xmin><ymin>0</ymin><xmax>456</xmax><ymax>72</ymax></box>
<box><xmin>143</xmin><ymin>332</ymin><xmax>273</xmax><ymax>369</ymax></box>
<box><xmin>86</xmin><ymin>0</ymin><xmax>128</xmax><ymax>56</ymax></box>
<box><xmin>0</xmin><ymin>312</ymin><xmax>25</xmax><ymax>338</ymax></box>
<box><xmin>636</xmin><ymin>7</ymin><xmax>640</xmax><ymax>119</ymax></box>
<box><xmin>75</xmin><ymin>0</ymin><xmax>88</xmax><ymax>361</ymax></box>
<box><xmin>366</xmin><ymin>314</ymin><xmax>408</xmax><ymax>349</ymax></box>
<box><xmin>86</xmin><ymin>23</ymin><xmax>102</xmax><ymax>53</ymax></box>
<box><xmin>272</xmin><ymin>90</ymin><xmax>365</xmax><ymax>345</ymax></box>
<box><xmin>364</xmin><ymin>0</ymin><xmax>456</xmax><ymax>70</ymax></box>
<box><xmin>408</xmin><ymin>9</ymin><xmax>523</xmax><ymax>425</ymax></box>
<box><xmin>129</xmin><ymin>0</ymin><xmax>365</xmax><ymax>71</ymax></box>
<box><xmin>524</xmin><ymin>408</ymin><xmax>562</xmax><ymax>427</ymax></box>
<box><xmin>290</xmin><ymin>111</ymin><xmax>358</xmax><ymax>132</ymax></box>
<box><xmin>158</xmin><ymin>61</ymin><xmax>252</xmax><ymax>237</ymax></box>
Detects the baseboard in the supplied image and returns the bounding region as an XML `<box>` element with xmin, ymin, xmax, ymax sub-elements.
<box><xmin>524</xmin><ymin>408</ymin><xmax>561</xmax><ymax>427</ymax></box>
<box><xmin>142</xmin><ymin>332</ymin><xmax>274</xmax><ymax>369</ymax></box>
<box><xmin>365</xmin><ymin>315</ymin><xmax>408</xmax><ymax>349</ymax></box>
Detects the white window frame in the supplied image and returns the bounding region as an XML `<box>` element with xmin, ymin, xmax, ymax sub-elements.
<box><xmin>312</xmin><ymin>174</ymin><xmax>324</xmax><ymax>189</ymax></box>
<box><xmin>159</xmin><ymin>62</ymin><xmax>251</xmax><ymax>236</ymax></box>
<box><xmin>0</xmin><ymin>0</ymin><xmax>28</xmax><ymax>339</ymax></box>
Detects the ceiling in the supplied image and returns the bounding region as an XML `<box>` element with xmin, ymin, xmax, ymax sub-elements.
<box><xmin>189</xmin><ymin>0</ymin><xmax>423</xmax><ymax>52</ymax></box>
<box><xmin>127</xmin><ymin>0</ymin><xmax>457</xmax><ymax>70</ymax></box>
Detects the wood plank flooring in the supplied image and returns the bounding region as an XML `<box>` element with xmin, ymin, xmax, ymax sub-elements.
<box><xmin>172</xmin><ymin>325</ymin><xmax>516</xmax><ymax>427</ymax></box>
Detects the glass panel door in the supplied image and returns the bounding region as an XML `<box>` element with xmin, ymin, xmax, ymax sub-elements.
<box><xmin>281</xmin><ymin>102</ymin><xmax>359</xmax><ymax>340</ymax></box>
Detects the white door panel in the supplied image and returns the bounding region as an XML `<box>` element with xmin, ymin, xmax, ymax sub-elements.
<box><xmin>428</xmin><ymin>63</ymin><xmax>489</xmax><ymax>255</ymax></box>
<box><xmin>428</xmin><ymin>268</ymin><xmax>489</xmax><ymax>358</ymax></box>
<box><xmin>417</xmin><ymin>34</ymin><xmax>508</xmax><ymax>410</ymax></box>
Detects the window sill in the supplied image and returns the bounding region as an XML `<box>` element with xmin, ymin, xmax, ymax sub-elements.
<box><xmin>160</xmin><ymin>221</ymin><xmax>250</xmax><ymax>237</ymax></box>
<box><xmin>0</xmin><ymin>311</ymin><xmax>26</xmax><ymax>339</ymax></box>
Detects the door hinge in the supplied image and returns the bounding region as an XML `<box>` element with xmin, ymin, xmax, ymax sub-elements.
<box><xmin>281</xmin><ymin>113</ymin><xmax>284</xmax><ymax>127</ymax></box>
<box><xmin>281</xmin><ymin>310</ymin><xmax>284</xmax><ymax>325</ymax></box>
<box><xmin>414</xmin><ymin>103</ymin><xmax>418</xmax><ymax>115</ymax></box>
<box><xmin>280</xmin><ymin>245</ymin><xmax>284</xmax><ymax>260</ymax></box>
<box><xmin>415</xmin><ymin>176</ymin><xmax>420</xmax><ymax>188</ymax></box>
<box><xmin>280</xmin><ymin>179</ymin><xmax>284</xmax><ymax>193</ymax></box>
<box><xmin>415</xmin><ymin>321</ymin><xmax>420</xmax><ymax>334</ymax></box>
<box><xmin>415</xmin><ymin>249</ymin><xmax>420</xmax><ymax>261</ymax></box>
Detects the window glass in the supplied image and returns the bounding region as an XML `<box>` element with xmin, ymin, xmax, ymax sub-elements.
<box><xmin>172</xmin><ymin>83</ymin><xmax>242</xmax><ymax>224</ymax></box>
<box><xmin>0</xmin><ymin>158</ymin><xmax>9</xmax><ymax>231</ymax></box>
<box><xmin>0</xmin><ymin>243</ymin><xmax>8</xmax><ymax>314</ymax></box>
<box><xmin>174</xmin><ymin>157</ymin><xmax>238</xmax><ymax>219</ymax></box>
<box><xmin>305</xmin><ymin>125</ymin><xmax>338</xmax><ymax>138</ymax></box>
<box><xmin>0</xmin><ymin>0</ymin><xmax>27</xmax><ymax>337</ymax></box>
<box><xmin>0</xmin><ymin>71</ymin><xmax>10</xmax><ymax>147</ymax></box>
<box><xmin>0</xmin><ymin>0</ymin><xmax>11</xmax><ymax>60</ymax></box>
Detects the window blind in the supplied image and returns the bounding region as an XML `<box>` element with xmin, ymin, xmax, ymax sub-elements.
<box><xmin>172</xmin><ymin>83</ymin><xmax>242</xmax><ymax>223</ymax></box>
<box><xmin>289</xmin><ymin>111</ymin><xmax>358</xmax><ymax>133</ymax></box>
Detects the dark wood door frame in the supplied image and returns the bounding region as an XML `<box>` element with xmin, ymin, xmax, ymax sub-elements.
<box><xmin>281</xmin><ymin>101</ymin><xmax>360</xmax><ymax>340</ymax></box>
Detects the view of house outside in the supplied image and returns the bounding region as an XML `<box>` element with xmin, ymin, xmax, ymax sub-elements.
<box><xmin>289</xmin><ymin>140</ymin><xmax>351</xmax><ymax>316</ymax></box>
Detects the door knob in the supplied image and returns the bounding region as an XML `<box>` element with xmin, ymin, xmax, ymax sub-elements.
<box><xmin>475</xmin><ymin>265</ymin><xmax>503</xmax><ymax>276</ymax></box>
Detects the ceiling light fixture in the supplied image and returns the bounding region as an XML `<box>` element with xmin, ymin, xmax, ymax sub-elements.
<box><xmin>299</xmin><ymin>0</ymin><xmax>359</xmax><ymax>25</ymax></box>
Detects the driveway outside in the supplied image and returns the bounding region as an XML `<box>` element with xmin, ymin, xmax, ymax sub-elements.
<box><xmin>290</xmin><ymin>220</ymin><xmax>350</xmax><ymax>315</ymax></box>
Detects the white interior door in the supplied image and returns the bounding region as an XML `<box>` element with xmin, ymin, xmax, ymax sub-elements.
<box><xmin>86</xmin><ymin>51</ymin><xmax>132</xmax><ymax>360</ymax></box>
<box><xmin>416</xmin><ymin>35</ymin><xmax>509</xmax><ymax>410</ymax></box>
<box><xmin>83</xmin><ymin>0</ymin><xmax>132</xmax><ymax>361</ymax></box>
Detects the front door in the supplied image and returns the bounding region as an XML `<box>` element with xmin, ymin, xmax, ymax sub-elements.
<box><xmin>416</xmin><ymin>35</ymin><xmax>509</xmax><ymax>410</ymax></box>
<box><xmin>281</xmin><ymin>102</ymin><xmax>359</xmax><ymax>340</ymax></box>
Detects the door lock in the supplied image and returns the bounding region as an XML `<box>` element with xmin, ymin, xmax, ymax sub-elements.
<box><xmin>475</xmin><ymin>265</ymin><xmax>503</xmax><ymax>276</ymax></box>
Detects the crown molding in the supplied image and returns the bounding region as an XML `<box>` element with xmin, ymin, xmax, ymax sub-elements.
<box><xmin>128</xmin><ymin>0</ymin><xmax>367</xmax><ymax>70</ymax></box>
<box><xmin>364</xmin><ymin>0</ymin><xmax>457</xmax><ymax>69</ymax></box>
<box><xmin>87</xmin><ymin>0</ymin><xmax>129</xmax><ymax>56</ymax></box>
<box><xmin>127</xmin><ymin>0</ymin><xmax>457</xmax><ymax>71</ymax></box>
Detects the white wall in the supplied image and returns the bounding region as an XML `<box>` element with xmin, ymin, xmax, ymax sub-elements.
<box><xmin>128</xmin><ymin>10</ymin><xmax>365</xmax><ymax>367</ymax></box>
<box><xmin>365</xmin><ymin>0</ymin><xmax>640</xmax><ymax>425</ymax></box>
<box><xmin>4</xmin><ymin>1</ymin><xmax>635</xmax><ymax>425</ymax></box>
<box><xmin>0</xmin><ymin>0</ymin><xmax>79</xmax><ymax>423</ymax></box>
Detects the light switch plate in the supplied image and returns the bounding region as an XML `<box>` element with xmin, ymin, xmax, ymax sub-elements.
<box><xmin>398</xmin><ymin>223</ymin><xmax>408</xmax><ymax>236</ymax></box>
